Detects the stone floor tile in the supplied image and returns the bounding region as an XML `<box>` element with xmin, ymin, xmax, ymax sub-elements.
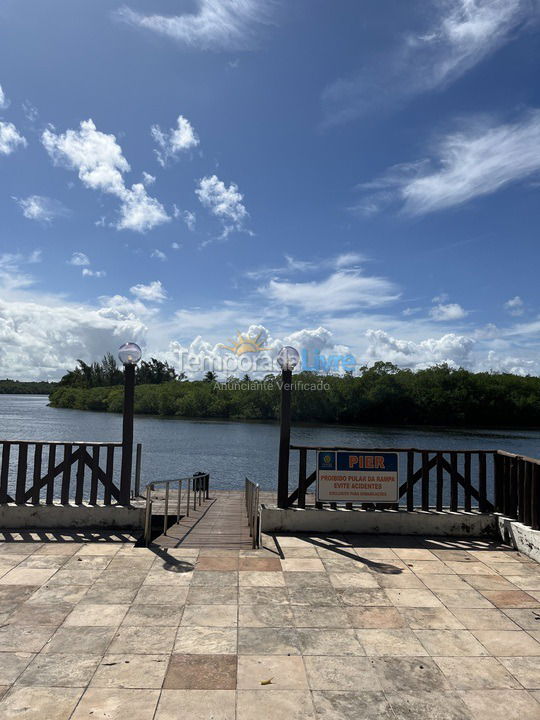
<box><xmin>8</xmin><ymin>601</ymin><xmax>72</xmax><ymax>626</ymax></box>
<box><xmin>376</xmin><ymin>572</ymin><xmax>426</xmax><ymax>589</ymax></box>
<box><xmin>64</xmin><ymin>555</ymin><xmax>112</xmax><ymax>570</ymax></box>
<box><xmin>321</xmin><ymin>559</ymin><xmax>368</xmax><ymax>574</ymax></box>
<box><xmin>0</xmin><ymin>568</ymin><xmax>57</xmax><ymax>585</ymax></box>
<box><xmin>108</xmin><ymin>626</ymin><xmax>175</xmax><ymax>654</ymax></box>
<box><xmin>238</xmin><ymin>627</ymin><xmax>301</xmax><ymax>654</ymax></box>
<box><xmin>239</xmin><ymin>587</ymin><xmax>290</xmax><ymax>604</ymax></box>
<box><xmin>304</xmin><ymin>656</ymin><xmax>381</xmax><ymax>690</ymax></box>
<box><xmin>181</xmin><ymin>604</ymin><xmax>237</xmax><ymax>627</ymax></box>
<box><xmin>134</xmin><ymin>585</ymin><xmax>189</xmax><ymax>604</ymax></box>
<box><xmin>462</xmin><ymin>575</ymin><xmax>518</xmax><ymax>591</ymax></box>
<box><xmin>357</xmin><ymin>629</ymin><xmax>429</xmax><ymax>656</ymax></box>
<box><xmin>495</xmin><ymin>564</ymin><xmax>540</xmax><ymax>578</ymax></box>
<box><xmin>292</xmin><ymin>605</ymin><xmax>350</xmax><ymax>628</ymax></box>
<box><xmin>156</xmin><ymin>689</ymin><xmax>236</xmax><ymax>720</ymax></box>
<box><xmin>164</xmin><ymin>654</ymin><xmax>237</xmax><ymax>689</ymax></box>
<box><xmin>405</xmin><ymin>561</ymin><xmax>455</xmax><ymax>575</ymax></box>
<box><xmin>283</xmin><ymin>572</ymin><xmax>331</xmax><ymax>588</ymax></box>
<box><xmin>328</xmin><ymin>573</ymin><xmax>379</xmax><ymax>589</ymax></box>
<box><xmin>0</xmin><ymin>625</ymin><xmax>56</xmax><ymax>652</ymax></box>
<box><xmin>143</xmin><ymin>570</ymin><xmax>193</xmax><ymax>586</ymax></box>
<box><xmin>239</xmin><ymin>571</ymin><xmax>285</xmax><ymax>587</ymax></box>
<box><xmin>374</xmin><ymin>657</ymin><xmax>451</xmax><ymax>692</ymax></box>
<box><xmin>415</xmin><ymin>629</ymin><xmax>489</xmax><ymax>656</ymax></box>
<box><xmin>0</xmin><ymin>686</ymin><xmax>83</xmax><ymax>720</ymax></box>
<box><xmin>279</xmin><ymin>546</ymin><xmax>320</xmax><ymax>558</ymax></box>
<box><xmin>459</xmin><ymin>689</ymin><xmax>540</xmax><ymax>720</ymax></box>
<box><xmin>95</xmin><ymin>571</ymin><xmax>147</xmax><ymax>589</ymax></box>
<box><xmin>274</xmin><ymin>535</ymin><xmax>318</xmax><ymax>548</ymax></box>
<box><xmin>122</xmin><ymin>604</ymin><xmax>184</xmax><ymax>626</ymax></box>
<box><xmin>347</xmin><ymin>606</ymin><xmax>406</xmax><ymax>629</ymax></box>
<box><xmin>0</xmin><ymin>544</ymin><xmax>38</xmax><ymax>555</ymax></box>
<box><xmin>195</xmin><ymin>556</ymin><xmax>239</xmax><ymax>571</ymax></box>
<box><xmin>43</xmin><ymin>626</ymin><xmax>117</xmax><ymax>654</ymax></box>
<box><xmin>297</xmin><ymin>628</ymin><xmax>364</xmax><ymax>655</ymax></box>
<box><xmin>280</xmin><ymin>558</ymin><xmax>325</xmax><ymax>572</ymax></box>
<box><xmin>46</xmin><ymin>568</ymin><xmax>103</xmax><ymax>586</ymax></box>
<box><xmin>386</xmin><ymin>691</ymin><xmax>473</xmax><ymax>720</ymax></box>
<box><xmin>312</xmin><ymin>690</ymin><xmax>393</xmax><ymax>720</ymax></box>
<box><xmin>16</xmin><ymin>653</ymin><xmax>100</xmax><ymax>686</ymax></box>
<box><xmin>174</xmin><ymin>627</ymin><xmax>237</xmax><ymax>654</ymax></box>
<box><xmin>337</xmin><ymin>588</ymin><xmax>391</xmax><ymax>606</ymax></box>
<box><xmin>0</xmin><ymin>652</ymin><xmax>34</xmax><ymax>684</ymax></box>
<box><xmin>454</xmin><ymin>606</ymin><xmax>522</xmax><ymax>629</ymax></box>
<box><xmin>71</xmin><ymin>688</ymin><xmax>160</xmax><ymax>719</ymax></box>
<box><xmin>82</xmin><ymin>583</ymin><xmax>140</xmax><ymax>604</ymax></box>
<box><xmin>507</xmin><ymin>577</ymin><xmax>540</xmax><ymax>592</ymax></box>
<box><xmin>469</xmin><ymin>550</ymin><xmax>520</xmax><ymax>563</ymax></box>
<box><xmin>198</xmin><ymin>549</ymin><xmax>240</xmax><ymax>557</ymax></box>
<box><xmin>238</xmin><ymin>604</ymin><xmax>293</xmax><ymax>626</ymax></box>
<box><xmin>481</xmin><ymin>590</ymin><xmax>539</xmax><ymax>608</ymax></box>
<box><xmin>237</xmin><ymin>655</ymin><xmax>308</xmax><ymax>689</ymax></box>
<box><xmin>435</xmin><ymin>589</ymin><xmax>494</xmax><ymax>608</ymax></box>
<box><xmin>419</xmin><ymin>575</ymin><xmax>470</xmax><ymax>591</ymax></box>
<box><xmin>431</xmin><ymin>550</ymin><xmax>476</xmax><ymax>562</ymax></box>
<box><xmin>28</xmin><ymin>584</ymin><xmax>90</xmax><ymax>604</ymax></box>
<box><xmin>34</xmin><ymin>543</ymin><xmax>82</xmax><ymax>556</ymax></box>
<box><xmin>399</xmin><ymin>607</ymin><xmax>464</xmax><ymax>629</ymax></box>
<box><xmin>498</xmin><ymin>657</ymin><xmax>540</xmax><ymax>689</ymax></box>
<box><xmin>0</xmin><ymin>585</ymin><xmax>38</xmax><ymax>604</ymax></box>
<box><xmin>64</xmin><ymin>603</ymin><xmax>129</xmax><ymax>626</ymax></box>
<box><xmin>288</xmin><ymin>587</ymin><xmax>340</xmax><ymax>606</ymax></box>
<box><xmin>238</xmin><ymin>557</ymin><xmax>282</xmax><ymax>571</ymax></box>
<box><xmin>18</xmin><ymin>555</ymin><xmax>69</xmax><ymax>569</ymax></box>
<box><xmin>502</xmin><ymin>608</ymin><xmax>540</xmax><ymax>630</ymax></box>
<box><xmin>445</xmin><ymin>562</ymin><xmax>496</xmax><ymax>576</ymax></box>
<box><xmin>191</xmin><ymin>571</ymin><xmax>239</xmax><ymax>587</ymax></box>
<box><xmin>76</xmin><ymin>544</ymin><xmax>121</xmax><ymax>556</ymax></box>
<box><xmin>107</xmin><ymin>557</ymin><xmax>155</xmax><ymax>571</ymax></box>
<box><xmin>237</xmin><ymin>689</ymin><xmax>315</xmax><ymax>719</ymax></box>
<box><xmin>385</xmin><ymin>588</ymin><xmax>443</xmax><ymax>608</ymax></box>
<box><xmin>473</xmin><ymin>630</ymin><xmax>540</xmax><ymax>656</ymax></box>
<box><xmin>434</xmin><ymin>656</ymin><xmax>521</xmax><ymax>689</ymax></box>
<box><xmin>394</xmin><ymin>549</ymin><xmax>437</xmax><ymax>561</ymax></box>
<box><xmin>91</xmin><ymin>653</ymin><xmax>168</xmax><ymax>688</ymax></box>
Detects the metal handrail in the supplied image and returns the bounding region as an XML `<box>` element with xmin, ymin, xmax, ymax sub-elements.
<box><xmin>143</xmin><ymin>472</ymin><xmax>210</xmax><ymax>546</ymax></box>
<box><xmin>244</xmin><ymin>477</ymin><xmax>260</xmax><ymax>549</ymax></box>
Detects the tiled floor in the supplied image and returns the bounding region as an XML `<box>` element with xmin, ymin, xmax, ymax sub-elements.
<box><xmin>0</xmin><ymin>532</ymin><xmax>539</xmax><ymax>719</ymax></box>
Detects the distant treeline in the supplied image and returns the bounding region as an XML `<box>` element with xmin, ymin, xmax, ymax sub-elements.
<box><xmin>0</xmin><ymin>379</ymin><xmax>58</xmax><ymax>394</ymax></box>
<box><xmin>49</xmin><ymin>359</ymin><xmax>540</xmax><ymax>427</ymax></box>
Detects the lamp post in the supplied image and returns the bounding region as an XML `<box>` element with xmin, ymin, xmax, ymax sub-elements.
<box><xmin>276</xmin><ymin>346</ymin><xmax>300</xmax><ymax>509</ymax></box>
<box><xmin>118</xmin><ymin>342</ymin><xmax>142</xmax><ymax>504</ymax></box>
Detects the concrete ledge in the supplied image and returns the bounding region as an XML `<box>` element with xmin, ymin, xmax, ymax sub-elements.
<box><xmin>260</xmin><ymin>506</ymin><xmax>496</xmax><ymax>536</ymax></box>
<box><xmin>0</xmin><ymin>502</ymin><xmax>145</xmax><ymax>529</ymax></box>
<box><xmin>496</xmin><ymin>515</ymin><xmax>540</xmax><ymax>563</ymax></box>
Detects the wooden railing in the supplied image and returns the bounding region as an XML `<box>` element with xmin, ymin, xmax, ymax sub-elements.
<box><xmin>494</xmin><ymin>451</ymin><xmax>540</xmax><ymax>531</ymax></box>
<box><xmin>0</xmin><ymin>440</ymin><xmax>142</xmax><ymax>506</ymax></box>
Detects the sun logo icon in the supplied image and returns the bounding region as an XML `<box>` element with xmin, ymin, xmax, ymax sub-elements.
<box><xmin>222</xmin><ymin>330</ymin><xmax>271</xmax><ymax>356</ymax></box>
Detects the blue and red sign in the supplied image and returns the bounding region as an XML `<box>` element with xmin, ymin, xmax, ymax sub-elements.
<box><xmin>316</xmin><ymin>451</ymin><xmax>399</xmax><ymax>503</ymax></box>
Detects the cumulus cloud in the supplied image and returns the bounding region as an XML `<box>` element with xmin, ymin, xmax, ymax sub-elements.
<box><xmin>430</xmin><ymin>303</ymin><xmax>468</xmax><ymax>321</ymax></box>
<box><xmin>82</xmin><ymin>268</ymin><xmax>106</xmax><ymax>278</ymax></box>
<box><xmin>42</xmin><ymin>119</ymin><xmax>169</xmax><ymax>233</ymax></box>
<box><xmin>322</xmin><ymin>0</ymin><xmax>534</xmax><ymax>126</ymax></box>
<box><xmin>116</xmin><ymin>0</ymin><xmax>272</xmax><ymax>51</ymax></box>
<box><xmin>15</xmin><ymin>195</ymin><xmax>69</xmax><ymax>223</ymax></box>
<box><xmin>358</xmin><ymin>110</ymin><xmax>540</xmax><ymax>216</ymax></box>
<box><xmin>151</xmin><ymin>115</ymin><xmax>199</xmax><ymax>166</ymax></box>
<box><xmin>504</xmin><ymin>295</ymin><xmax>524</xmax><ymax>316</ymax></box>
<box><xmin>130</xmin><ymin>280</ymin><xmax>167</xmax><ymax>303</ymax></box>
<box><xmin>366</xmin><ymin>329</ymin><xmax>475</xmax><ymax>369</ymax></box>
<box><xmin>151</xmin><ymin>249</ymin><xmax>167</xmax><ymax>261</ymax></box>
<box><xmin>180</xmin><ymin>209</ymin><xmax>196</xmax><ymax>231</ymax></box>
<box><xmin>264</xmin><ymin>269</ymin><xmax>399</xmax><ymax>313</ymax></box>
<box><xmin>0</xmin><ymin>121</ymin><xmax>26</xmax><ymax>155</ymax></box>
<box><xmin>0</xmin><ymin>84</ymin><xmax>9</xmax><ymax>109</ymax></box>
<box><xmin>195</xmin><ymin>174</ymin><xmax>248</xmax><ymax>237</ymax></box>
<box><xmin>68</xmin><ymin>252</ymin><xmax>90</xmax><ymax>267</ymax></box>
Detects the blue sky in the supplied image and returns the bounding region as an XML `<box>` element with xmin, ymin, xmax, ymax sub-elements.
<box><xmin>1</xmin><ymin>0</ymin><xmax>540</xmax><ymax>379</ymax></box>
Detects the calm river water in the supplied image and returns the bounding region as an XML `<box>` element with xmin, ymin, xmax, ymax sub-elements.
<box><xmin>1</xmin><ymin>395</ymin><xmax>540</xmax><ymax>495</ymax></box>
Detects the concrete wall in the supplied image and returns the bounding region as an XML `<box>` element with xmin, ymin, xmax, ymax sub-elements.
<box><xmin>0</xmin><ymin>502</ymin><xmax>145</xmax><ymax>529</ymax></box>
<box><xmin>260</xmin><ymin>505</ymin><xmax>496</xmax><ymax>536</ymax></box>
<box><xmin>496</xmin><ymin>516</ymin><xmax>540</xmax><ymax>563</ymax></box>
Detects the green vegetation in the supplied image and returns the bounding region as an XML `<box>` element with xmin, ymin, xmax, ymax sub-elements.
<box><xmin>49</xmin><ymin>361</ymin><xmax>540</xmax><ymax>427</ymax></box>
<box><xmin>0</xmin><ymin>379</ymin><xmax>57</xmax><ymax>394</ymax></box>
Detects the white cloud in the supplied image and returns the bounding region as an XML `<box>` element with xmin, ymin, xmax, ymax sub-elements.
<box><xmin>196</xmin><ymin>174</ymin><xmax>248</xmax><ymax>236</ymax></box>
<box><xmin>151</xmin><ymin>249</ymin><xmax>167</xmax><ymax>261</ymax></box>
<box><xmin>130</xmin><ymin>280</ymin><xmax>167</xmax><ymax>303</ymax></box>
<box><xmin>68</xmin><ymin>252</ymin><xmax>90</xmax><ymax>267</ymax></box>
<box><xmin>22</xmin><ymin>101</ymin><xmax>38</xmax><ymax>123</ymax></box>
<box><xmin>322</xmin><ymin>0</ymin><xmax>534</xmax><ymax>126</ymax></box>
<box><xmin>15</xmin><ymin>195</ymin><xmax>69</xmax><ymax>223</ymax></box>
<box><xmin>142</xmin><ymin>171</ymin><xmax>155</xmax><ymax>186</ymax></box>
<box><xmin>181</xmin><ymin>209</ymin><xmax>196</xmax><ymax>231</ymax></box>
<box><xmin>504</xmin><ymin>296</ymin><xmax>524</xmax><ymax>316</ymax></box>
<box><xmin>264</xmin><ymin>269</ymin><xmax>399</xmax><ymax>313</ymax></box>
<box><xmin>116</xmin><ymin>0</ymin><xmax>272</xmax><ymax>51</ymax></box>
<box><xmin>151</xmin><ymin>115</ymin><xmax>199</xmax><ymax>166</ymax></box>
<box><xmin>42</xmin><ymin>119</ymin><xmax>169</xmax><ymax>233</ymax></box>
<box><xmin>366</xmin><ymin>329</ymin><xmax>475</xmax><ymax>369</ymax></box>
<box><xmin>82</xmin><ymin>268</ymin><xmax>106</xmax><ymax>278</ymax></box>
<box><xmin>359</xmin><ymin>110</ymin><xmax>540</xmax><ymax>216</ymax></box>
<box><xmin>0</xmin><ymin>121</ymin><xmax>26</xmax><ymax>155</ymax></box>
<box><xmin>0</xmin><ymin>84</ymin><xmax>9</xmax><ymax>109</ymax></box>
<box><xmin>430</xmin><ymin>303</ymin><xmax>468</xmax><ymax>321</ymax></box>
